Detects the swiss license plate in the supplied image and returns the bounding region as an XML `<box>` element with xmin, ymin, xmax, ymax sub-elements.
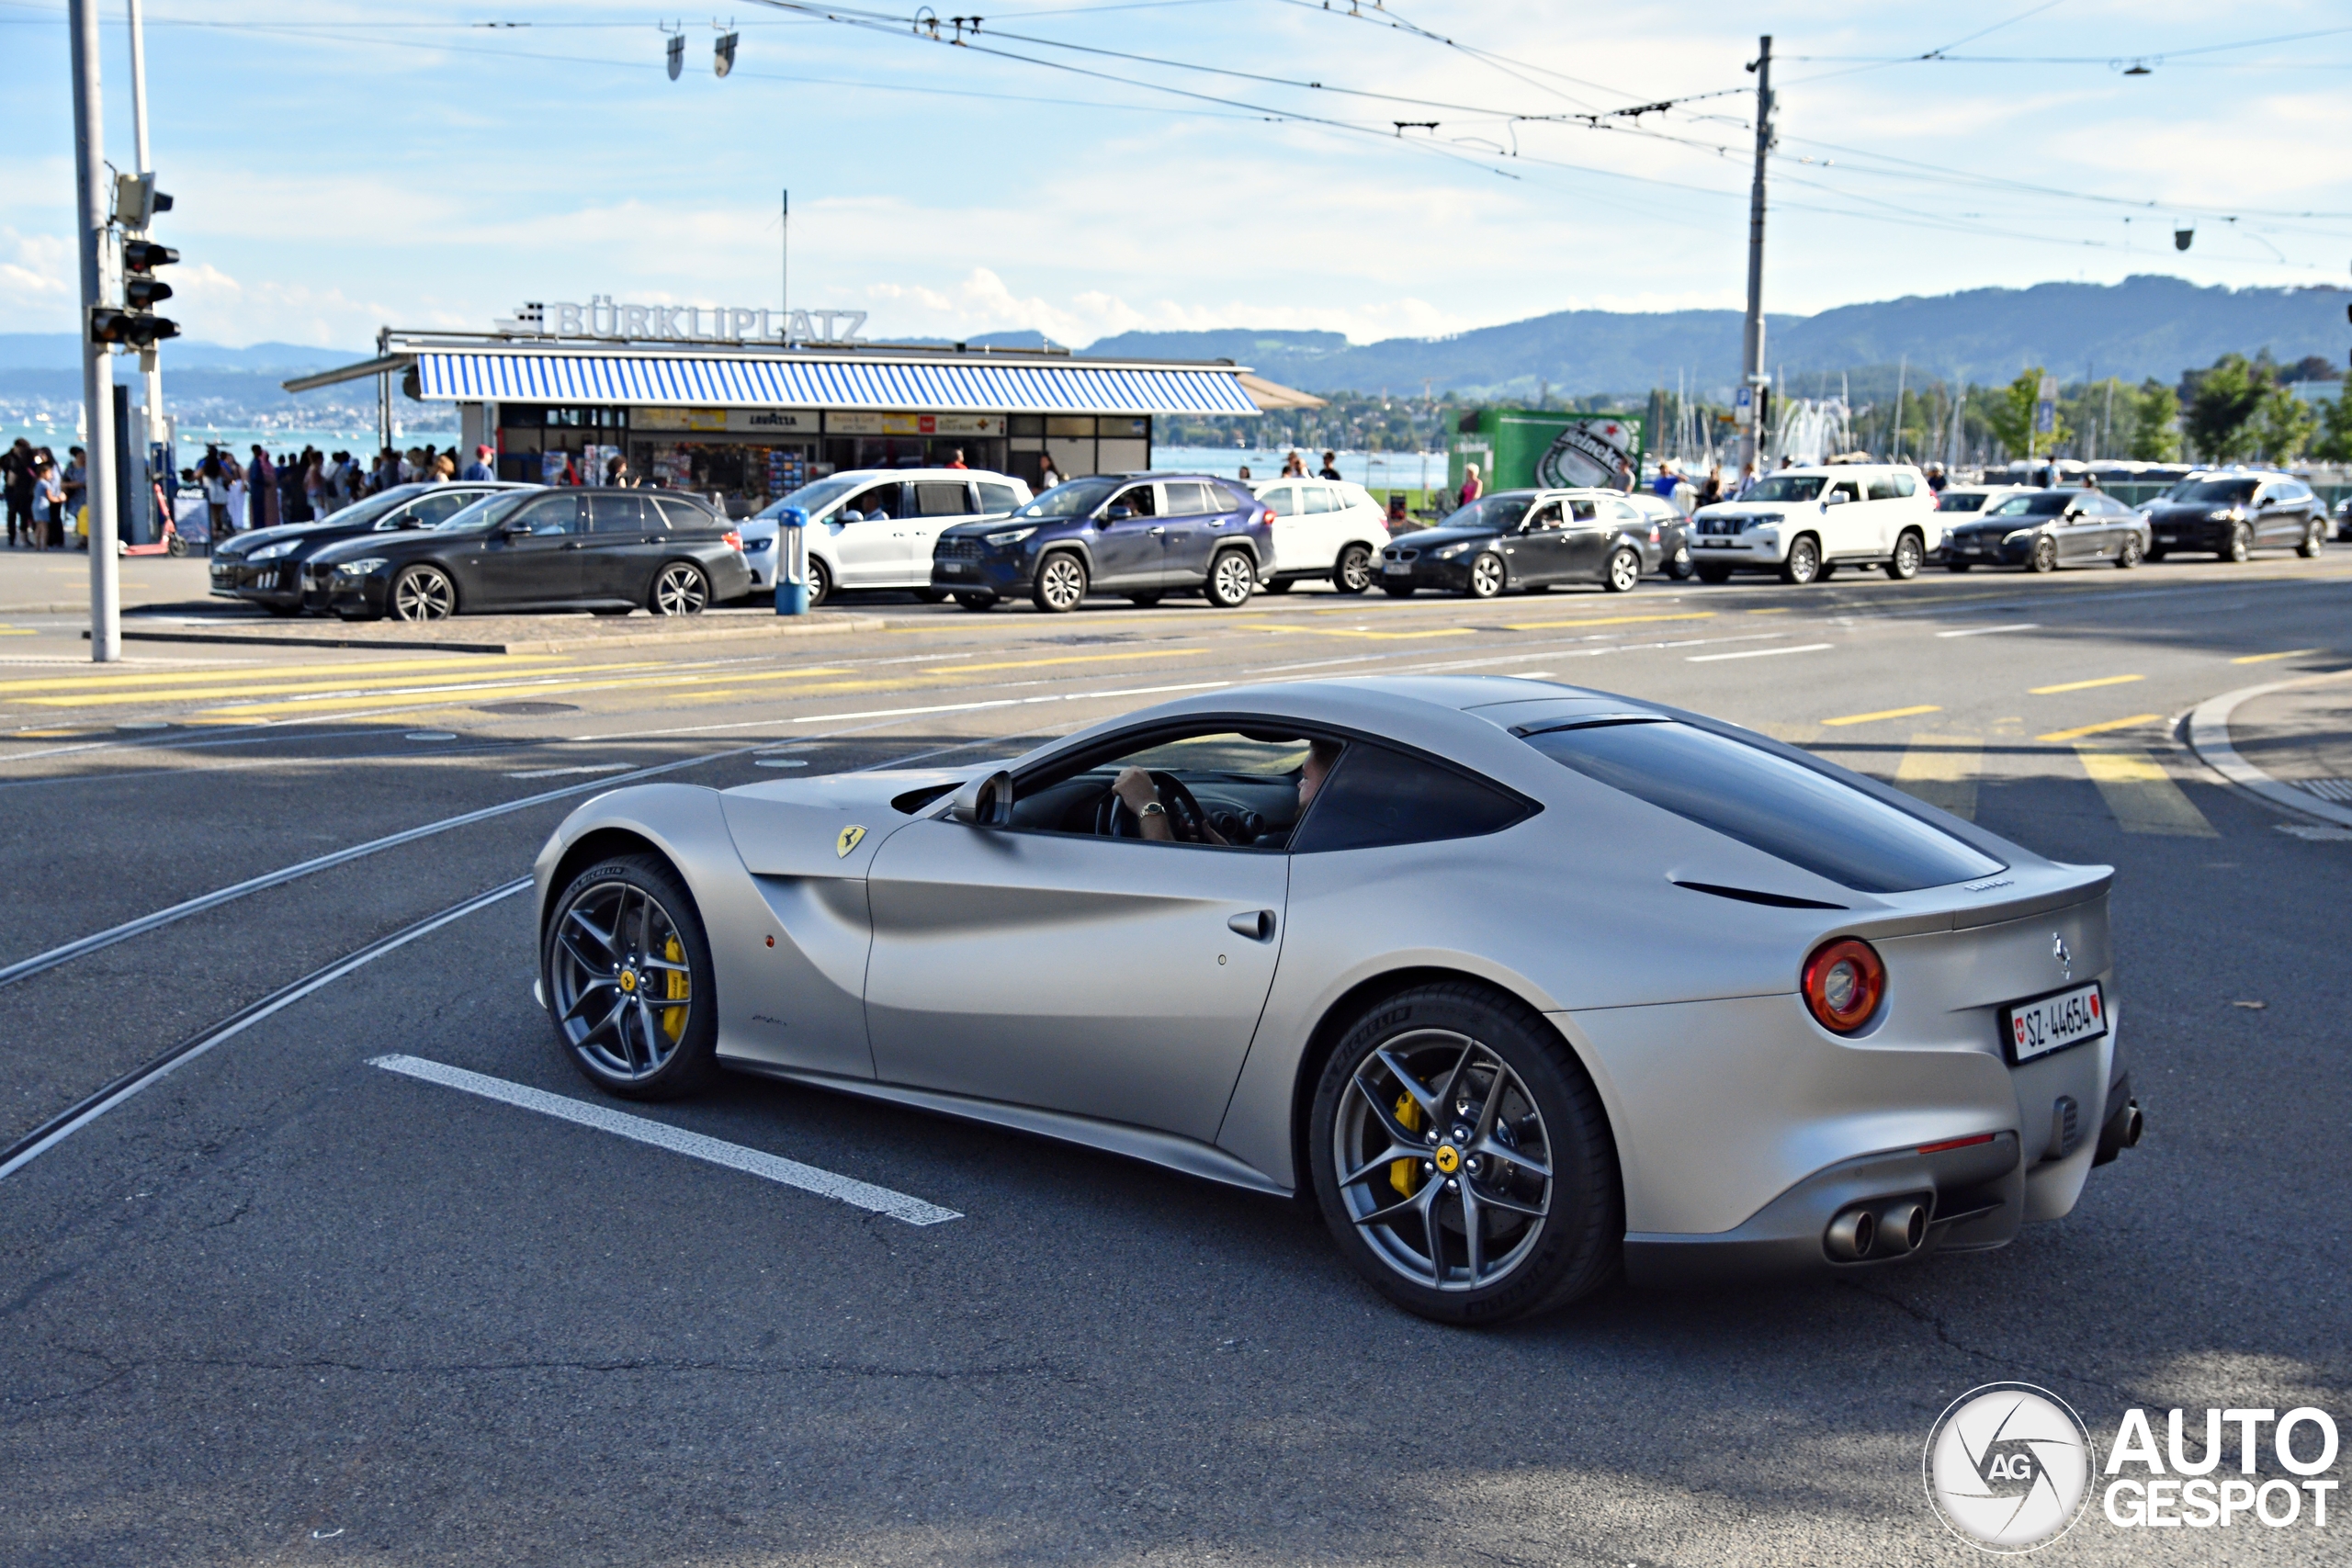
<box><xmin>2002</xmin><ymin>981</ymin><xmax>2106</xmax><ymax>1065</ymax></box>
<box><xmin>941</xmin><ymin>561</ymin><xmax>968</xmax><ymax>574</ymax></box>
<box><xmin>1383</xmin><ymin>560</ymin><xmax>1411</xmax><ymax>575</ymax></box>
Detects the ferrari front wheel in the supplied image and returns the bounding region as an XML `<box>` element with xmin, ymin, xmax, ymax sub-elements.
<box><xmin>1309</xmin><ymin>983</ymin><xmax>1621</xmax><ymax>1325</ymax></box>
<box><xmin>544</xmin><ymin>854</ymin><xmax>718</xmax><ymax>1100</ymax></box>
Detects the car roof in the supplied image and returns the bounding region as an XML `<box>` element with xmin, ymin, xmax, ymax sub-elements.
<box><xmin>826</xmin><ymin>468</ymin><xmax>1028</xmax><ymax>483</ymax></box>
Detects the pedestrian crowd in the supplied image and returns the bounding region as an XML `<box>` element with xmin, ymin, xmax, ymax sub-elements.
<box><xmin>1</xmin><ymin>437</ymin><xmax>86</xmax><ymax>550</ymax></box>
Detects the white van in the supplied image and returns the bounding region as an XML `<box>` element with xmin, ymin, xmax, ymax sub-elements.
<box><xmin>1250</xmin><ymin>476</ymin><xmax>1393</xmax><ymax>594</ymax></box>
<box><xmin>1686</xmin><ymin>464</ymin><xmax>1941</xmax><ymax>585</ymax></box>
<box><xmin>738</xmin><ymin>468</ymin><xmax>1032</xmax><ymax>604</ymax></box>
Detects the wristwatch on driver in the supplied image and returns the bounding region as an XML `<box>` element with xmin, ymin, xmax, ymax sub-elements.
<box><xmin>1139</xmin><ymin>801</ymin><xmax>1167</xmax><ymax>818</ymax></box>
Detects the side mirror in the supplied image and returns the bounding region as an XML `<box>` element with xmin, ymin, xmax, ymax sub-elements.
<box><xmin>948</xmin><ymin>769</ymin><xmax>1014</xmax><ymax>827</ymax></box>
<box><xmin>1823</xmin><ymin>491</ymin><xmax>1849</xmax><ymax>506</ymax></box>
<box><xmin>500</xmin><ymin>516</ymin><xmax>533</xmax><ymax>536</ymax></box>
<box><xmin>1103</xmin><ymin>503</ymin><xmax>1135</xmax><ymax>524</ymax></box>
<box><xmin>838</xmin><ymin>510</ymin><xmax>863</xmax><ymax>525</ymax></box>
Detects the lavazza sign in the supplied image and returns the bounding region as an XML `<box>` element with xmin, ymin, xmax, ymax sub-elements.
<box><xmin>492</xmin><ymin>297</ymin><xmax>868</xmax><ymax>344</ymax></box>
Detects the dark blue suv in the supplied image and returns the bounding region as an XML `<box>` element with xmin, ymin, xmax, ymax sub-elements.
<box><xmin>930</xmin><ymin>472</ymin><xmax>1274</xmax><ymax>613</ymax></box>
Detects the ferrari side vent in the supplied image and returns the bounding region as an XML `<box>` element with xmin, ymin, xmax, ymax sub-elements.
<box><xmin>1671</xmin><ymin>879</ymin><xmax>1848</xmax><ymax>911</ymax></box>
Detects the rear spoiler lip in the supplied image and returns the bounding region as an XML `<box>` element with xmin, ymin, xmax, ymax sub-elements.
<box><xmin>1823</xmin><ymin>864</ymin><xmax>2114</xmax><ymax>942</ymax></box>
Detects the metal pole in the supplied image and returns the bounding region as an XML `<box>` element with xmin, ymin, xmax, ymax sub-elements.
<box><xmin>1737</xmin><ymin>35</ymin><xmax>1772</xmax><ymax>477</ymax></box>
<box><xmin>128</xmin><ymin>0</ymin><xmax>164</xmax><ymax>543</ymax></box>
<box><xmin>70</xmin><ymin>0</ymin><xmax>119</xmax><ymax>661</ymax></box>
<box><xmin>780</xmin><ymin>188</ymin><xmax>789</xmax><ymax>340</ymax></box>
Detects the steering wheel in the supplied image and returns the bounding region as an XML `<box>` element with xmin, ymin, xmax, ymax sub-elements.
<box><xmin>1097</xmin><ymin>771</ymin><xmax>1210</xmax><ymax>841</ymax></box>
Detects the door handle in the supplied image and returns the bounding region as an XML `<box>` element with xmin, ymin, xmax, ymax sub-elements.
<box><xmin>1148</xmin><ymin>525</ymin><xmax>1165</xmax><ymax>535</ymax></box>
<box><xmin>561</xmin><ymin>540</ymin><xmax>586</xmax><ymax>549</ymax></box>
<box><xmin>1227</xmin><ymin>909</ymin><xmax>1276</xmax><ymax>942</ymax></box>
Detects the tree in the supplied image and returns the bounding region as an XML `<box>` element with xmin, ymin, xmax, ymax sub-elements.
<box><xmin>2251</xmin><ymin>384</ymin><xmax>2317</xmax><ymax>465</ymax></box>
<box><xmin>1984</xmin><ymin>367</ymin><xmax>2064</xmax><ymax>462</ymax></box>
<box><xmin>2313</xmin><ymin>373</ymin><xmax>2352</xmax><ymax>465</ymax></box>
<box><xmin>2183</xmin><ymin>354</ymin><xmax>2267</xmax><ymax>464</ymax></box>
<box><xmin>2127</xmin><ymin>379</ymin><xmax>2181</xmax><ymax>461</ymax></box>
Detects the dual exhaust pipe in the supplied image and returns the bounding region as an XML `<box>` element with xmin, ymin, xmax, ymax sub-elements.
<box><xmin>1825</xmin><ymin>1196</ymin><xmax>1930</xmax><ymax>1262</ymax></box>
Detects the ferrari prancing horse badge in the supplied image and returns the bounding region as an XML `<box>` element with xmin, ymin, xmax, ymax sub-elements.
<box><xmin>836</xmin><ymin>825</ymin><xmax>865</xmax><ymax>858</ymax></box>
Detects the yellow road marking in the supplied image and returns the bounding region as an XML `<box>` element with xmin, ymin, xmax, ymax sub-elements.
<box><xmin>20</xmin><ymin>660</ymin><xmax>669</xmax><ymax>709</ymax></box>
<box><xmin>2030</xmin><ymin>674</ymin><xmax>2143</xmax><ymax>695</ymax></box>
<box><xmin>1822</xmin><ymin>704</ymin><xmax>1941</xmax><ymax>728</ymax></box>
<box><xmin>1498</xmin><ymin>611</ymin><xmax>1715</xmax><ymax>632</ymax></box>
<box><xmin>2231</xmin><ymin>648</ymin><xmax>2320</xmax><ymax>664</ymax></box>
<box><xmin>2075</xmin><ymin>746</ymin><xmax>2217</xmax><ymax>838</ymax></box>
<box><xmin>0</xmin><ymin>653</ymin><xmax>560</xmax><ymax>695</ymax></box>
<box><xmin>1257</xmin><ymin>625</ymin><xmax>1476</xmax><ymax>641</ymax></box>
<box><xmin>1894</xmin><ymin>731</ymin><xmax>1983</xmax><ymax>820</ymax></box>
<box><xmin>198</xmin><ymin>663</ymin><xmax>857</xmax><ymax>717</ymax></box>
<box><xmin>2038</xmin><ymin>713</ymin><xmax>2163</xmax><ymax>743</ymax></box>
<box><xmin>1746</xmin><ymin>607</ymin><xmax>1792</xmax><ymax>615</ymax></box>
<box><xmin>927</xmin><ymin>647</ymin><xmax>1207</xmax><ymax>675</ymax></box>
<box><xmin>0</xmin><ymin>628</ymin><xmax>32</xmax><ymax>637</ymax></box>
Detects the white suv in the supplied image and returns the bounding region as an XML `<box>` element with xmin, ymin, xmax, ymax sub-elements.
<box><xmin>739</xmin><ymin>468</ymin><xmax>1032</xmax><ymax>604</ymax></box>
<box><xmin>1687</xmin><ymin>464</ymin><xmax>1941</xmax><ymax>585</ymax></box>
<box><xmin>1250</xmin><ymin>476</ymin><xmax>1393</xmax><ymax>594</ymax></box>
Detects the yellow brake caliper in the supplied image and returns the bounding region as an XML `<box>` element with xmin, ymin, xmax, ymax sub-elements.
<box><xmin>1390</xmin><ymin>1094</ymin><xmax>1423</xmax><ymax>1197</ymax></box>
<box><xmin>661</xmin><ymin>934</ymin><xmax>688</xmax><ymax>1043</ymax></box>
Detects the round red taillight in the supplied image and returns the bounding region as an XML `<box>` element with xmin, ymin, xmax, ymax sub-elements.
<box><xmin>1803</xmin><ymin>937</ymin><xmax>1885</xmax><ymax>1034</ymax></box>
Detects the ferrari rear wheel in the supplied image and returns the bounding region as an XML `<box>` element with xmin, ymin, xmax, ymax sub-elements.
<box><xmin>1310</xmin><ymin>983</ymin><xmax>1621</xmax><ymax>1325</ymax></box>
<box><xmin>544</xmin><ymin>855</ymin><xmax>718</xmax><ymax>1100</ymax></box>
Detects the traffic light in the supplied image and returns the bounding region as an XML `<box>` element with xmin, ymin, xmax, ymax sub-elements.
<box><xmin>93</xmin><ymin>239</ymin><xmax>179</xmax><ymax>348</ymax></box>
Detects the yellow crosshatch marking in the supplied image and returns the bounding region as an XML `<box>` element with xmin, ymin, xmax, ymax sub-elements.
<box><xmin>1822</xmin><ymin>705</ymin><xmax>1941</xmax><ymax>728</ymax></box>
<box><xmin>2075</xmin><ymin>747</ymin><xmax>2217</xmax><ymax>838</ymax></box>
<box><xmin>926</xmin><ymin>648</ymin><xmax>1207</xmax><ymax>675</ymax></box>
<box><xmin>1500</xmin><ymin>611</ymin><xmax>1715</xmax><ymax>632</ymax></box>
<box><xmin>0</xmin><ymin>654</ymin><xmax>563</xmax><ymax>695</ymax></box>
<box><xmin>2230</xmin><ymin>648</ymin><xmax>2320</xmax><ymax>664</ymax></box>
<box><xmin>2030</xmin><ymin>674</ymin><xmax>2143</xmax><ymax>695</ymax></box>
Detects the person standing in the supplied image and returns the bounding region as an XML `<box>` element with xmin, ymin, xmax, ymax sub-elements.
<box><xmin>246</xmin><ymin>446</ymin><xmax>278</xmax><ymax>531</ymax></box>
<box><xmin>62</xmin><ymin>446</ymin><xmax>87</xmax><ymax>546</ymax></box>
<box><xmin>1651</xmin><ymin>457</ymin><xmax>1680</xmax><ymax>501</ymax></box>
<box><xmin>945</xmin><ymin>448</ymin><xmax>968</xmax><ymax>470</ymax></box>
<box><xmin>1456</xmin><ymin>462</ymin><xmax>1483</xmax><ymax>510</ymax></box>
<box><xmin>303</xmin><ymin>450</ymin><xmax>328</xmax><ymax>519</ymax></box>
<box><xmin>1317</xmin><ymin>450</ymin><xmax>1340</xmax><ymax>480</ymax></box>
<box><xmin>1282</xmin><ymin>450</ymin><xmax>1306</xmax><ymax>479</ymax></box>
<box><xmin>1236</xmin><ymin>464</ymin><xmax>1253</xmax><ymax>483</ymax></box>
<box><xmin>462</xmin><ymin>445</ymin><xmax>495</xmax><ymax>481</ymax></box>
<box><xmin>1037</xmin><ymin>456</ymin><xmax>1064</xmax><ymax>491</ymax></box>
<box><xmin>1697</xmin><ymin>464</ymin><xmax>1724</xmax><ymax>509</ymax></box>
<box><xmin>32</xmin><ymin>453</ymin><xmax>64</xmax><ymax>550</ymax></box>
<box><xmin>3</xmin><ymin>437</ymin><xmax>31</xmax><ymax>547</ymax></box>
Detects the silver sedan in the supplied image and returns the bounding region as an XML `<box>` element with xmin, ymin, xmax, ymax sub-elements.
<box><xmin>529</xmin><ymin>676</ymin><xmax>2142</xmax><ymax>1324</ymax></box>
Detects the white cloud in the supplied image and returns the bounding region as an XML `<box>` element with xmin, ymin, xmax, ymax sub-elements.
<box><xmin>0</xmin><ymin>227</ymin><xmax>73</xmax><ymax>314</ymax></box>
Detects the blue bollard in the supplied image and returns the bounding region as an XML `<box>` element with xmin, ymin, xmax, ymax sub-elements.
<box><xmin>774</xmin><ymin>506</ymin><xmax>811</xmax><ymax>615</ymax></box>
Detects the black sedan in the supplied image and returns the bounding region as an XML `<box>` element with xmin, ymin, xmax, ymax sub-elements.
<box><xmin>209</xmin><ymin>481</ymin><xmax>528</xmax><ymax>614</ymax></box>
<box><xmin>1942</xmin><ymin>489</ymin><xmax>2149</xmax><ymax>571</ymax></box>
<box><xmin>1378</xmin><ymin>489</ymin><xmax>1663</xmax><ymax>598</ymax></box>
<box><xmin>305</xmin><ymin>488</ymin><xmax>752</xmax><ymax>621</ymax></box>
<box><xmin>2144</xmin><ymin>472</ymin><xmax>2327</xmax><ymax>560</ymax></box>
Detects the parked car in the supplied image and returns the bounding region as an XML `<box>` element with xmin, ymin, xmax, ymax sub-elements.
<box><xmin>1941</xmin><ymin>489</ymin><xmax>2149</xmax><ymax>571</ymax></box>
<box><xmin>1687</xmin><ymin>464</ymin><xmax>1939</xmax><ymax>584</ymax></box>
<box><xmin>1623</xmin><ymin>491</ymin><xmax>1695</xmax><ymax>579</ymax></box>
<box><xmin>530</xmin><ymin>674</ymin><xmax>2136</xmax><ymax>1323</ymax></box>
<box><xmin>1249</xmin><ymin>476</ymin><xmax>1392</xmax><ymax>594</ymax></box>
<box><xmin>2143</xmin><ymin>470</ymin><xmax>2327</xmax><ymax>560</ymax></box>
<box><xmin>739</xmin><ymin>468</ymin><xmax>1032</xmax><ymax>604</ymax></box>
<box><xmin>930</xmin><ymin>473</ymin><xmax>1274</xmax><ymax>613</ymax></box>
<box><xmin>1928</xmin><ymin>484</ymin><xmax>2019</xmax><ymax>523</ymax></box>
<box><xmin>1376</xmin><ymin>489</ymin><xmax>1666</xmax><ymax>598</ymax></box>
<box><xmin>305</xmin><ymin>487</ymin><xmax>751</xmax><ymax>621</ymax></box>
<box><xmin>2335</xmin><ymin>495</ymin><xmax>2352</xmax><ymax>543</ymax></box>
<box><xmin>209</xmin><ymin>481</ymin><xmax>531</xmax><ymax>615</ymax></box>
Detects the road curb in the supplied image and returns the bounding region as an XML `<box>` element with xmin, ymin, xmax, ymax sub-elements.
<box><xmin>2184</xmin><ymin>669</ymin><xmax>2352</xmax><ymax>829</ymax></box>
<box><xmin>83</xmin><ymin>614</ymin><xmax>889</xmax><ymax>656</ymax></box>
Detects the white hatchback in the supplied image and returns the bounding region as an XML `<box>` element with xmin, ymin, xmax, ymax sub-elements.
<box><xmin>1250</xmin><ymin>477</ymin><xmax>1394</xmax><ymax>594</ymax></box>
<box><xmin>1686</xmin><ymin>464</ymin><xmax>1942</xmax><ymax>586</ymax></box>
<box><xmin>739</xmin><ymin>468</ymin><xmax>1033</xmax><ymax>603</ymax></box>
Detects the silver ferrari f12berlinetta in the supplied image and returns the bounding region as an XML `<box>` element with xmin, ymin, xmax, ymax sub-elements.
<box><xmin>530</xmin><ymin>675</ymin><xmax>2142</xmax><ymax>1324</ymax></box>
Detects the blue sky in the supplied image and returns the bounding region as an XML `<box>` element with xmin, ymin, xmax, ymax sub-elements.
<box><xmin>2</xmin><ymin>0</ymin><xmax>2347</xmax><ymax>351</ymax></box>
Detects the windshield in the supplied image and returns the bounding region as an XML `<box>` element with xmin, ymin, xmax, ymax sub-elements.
<box><xmin>756</xmin><ymin>475</ymin><xmax>865</xmax><ymax>520</ymax></box>
<box><xmin>2176</xmin><ymin>478</ymin><xmax>2259</xmax><ymax>504</ymax></box>
<box><xmin>1743</xmin><ymin>475</ymin><xmax>1827</xmax><ymax>502</ymax></box>
<box><xmin>1521</xmin><ymin>719</ymin><xmax>2003</xmax><ymax>893</ymax></box>
<box><xmin>1987</xmin><ymin>492</ymin><xmax>2070</xmax><ymax>517</ymax></box>
<box><xmin>321</xmin><ymin>486</ymin><xmax>424</xmax><ymax>529</ymax></box>
<box><xmin>1016</xmin><ymin>477</ymin><xmax>1123</xmax><ymax>519</ymax></box>
<box><xmin>1939</xmin><ymin>492</ymin><xmax>1989</xmax><ymax>513</ymax></box>
<box><xmin>437</xmin><ymin>491</ymin><xmax>537</xmax><ymax>530</ymax></box>
<box><xmin>1438</xmin><ymin>494</ymin><xmax>1534</xmax><ymax>533</ymax></box>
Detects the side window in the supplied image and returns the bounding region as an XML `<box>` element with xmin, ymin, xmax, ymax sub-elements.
<box><xmin>406</xmin><ymin>491</ymin><xmax>477</xmax><ymax>527</ymax></box>
<box><xmin>1009</xmin><ymin>728</ymin><xmax>1328</xmax><ymax>848</ymax></box>
<box><xmin>1866</xmin><ymin>476</ymin><xmax>1901</xmax><ymax>502</ymax></box>
<box><xmin>652</xmin><ymin>496</ymin><xmax>714</xmax><ymax>530</ymax></box>
<box><xmin>1291</xmin><ymin>743</ymin><xmax>1532</xmax><ymax>853</ymax></box>
<box><xmin>1303</xmin><ymin>486</ymin><xmax>1337</xmax><ymax>515</ymax></box>
<box><xmin>976</xmin><ymin>481</ymin><xmax>1022</xmax><ymax>514</ymax></box>
<box><xmin>1569</xmin><ymin>498</ymin><xmax>1599</xmax><ymax>522</ymax></box>
<box><xmin>1834</xmin><ymin>480</ymin><xmax>1864</xmax><ymax>504</ymax></box>
<box><xmin>1523</xmin><ymin>500</ymin><xmax>1563</xmax><ymax>530</ymax></box>
<box><xmin>912</xmin><ymin>481</ymin><xmax>969</xmax><ymax>517</ymax></box>
<box><xmin>844</xmin><ymin>483</ymin><xmax>900</xmax><ymax>521</ymax></box>
<box><xmin>1215</xmin><ymin>482</ymin><xmax>1257</xmax><ymax>512</ymax></box>
<box><xmin>1263</xmin><ymin>485</ymin><xmax>1300</xmax><ymax>517</ymax></box>
<box><xmin>1608</xmin><ymin>500</ymin><xmax>1642</xmax><ymax>523</ymax></box>
<box><xmin>1892</xmin><ymin>472</ymin><xmax>1917</xmax><ymax>497</ymax></box>
<box><xmin>1163</xmin><ymin>480</ymin><xmax>1216</xmax><ymax>515</ymax></box>
<box><xmin>2280</xmin><ymin>480</ymin><xmax>2311</xmax><ymax>501</ymax></box>
<box><xmin>1114</xmin><ymin>484</ymin><xmax>1157</xmax><ymax>518</ymax></box>
<box><xmin>509</xmin><ymin>494</ymin><xmax>578</xmax><ymax>536</ymax></box>
<box><xmin>372</xmin><ymin>503</ymin><xmax>420</xmax><ymax>531</ymax></box>
<box><xmin>588</xmin><ymin>494</ymin><xmax>650</xmax><ymax>533</ymax></box>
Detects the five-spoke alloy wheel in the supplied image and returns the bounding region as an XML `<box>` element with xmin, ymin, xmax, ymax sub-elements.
<box><xmin>545</xmin><ymin>855</ymin><xmax>718</xmax><ymax>1100</ymax></box>
<box><xmin>1333</xmin><ymin>543</ymin><xmax>1374</xmax><ymax>594</ymax></box>
<box><xmin>1311</xmin><ymin>983</ymin><xmax>1620</xmax><ymax>1324</ymax></box>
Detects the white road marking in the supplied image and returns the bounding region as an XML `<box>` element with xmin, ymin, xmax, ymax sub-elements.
<box><xmin>1937</xmin><ymin>622</ymin><xmax>2039</xmax><ymax>638</ymax></box>
<box><xmin>368</xmin><ymin>1055</ymin><xmax>962</xmax><ymax>1226</ymax></box>
<box><xmin>503</xmin><ymin>762</ymin><xmax>633</xmax><ymax>779</ymax></box>
<box><xmin>1687</xmin><ymin>643</ymin><xmax>1833</xmax><ymax>662</ymax></box>
<box><xmin>0</xmin><ymin>882</ymin><xmax>529</xmax><ymax>1183</ymax></box>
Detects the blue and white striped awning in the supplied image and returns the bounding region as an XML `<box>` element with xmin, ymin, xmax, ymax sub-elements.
<box><xmin>409</xmin><ymin>350</ymin><xmax>1261</xmax><ymax>415</ymax></box>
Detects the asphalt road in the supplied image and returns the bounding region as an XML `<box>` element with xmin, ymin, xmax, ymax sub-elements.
<box><xmin>4</xmin><ymin>552</ymin><xmax>2348</xmax><ymax>1565</ymax></box>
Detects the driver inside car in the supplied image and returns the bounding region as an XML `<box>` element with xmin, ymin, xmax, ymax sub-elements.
<box><xmin>1108</xmin><ymin>738</ymin><xmax>1341</xmax><ymax>845</ymax></box>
